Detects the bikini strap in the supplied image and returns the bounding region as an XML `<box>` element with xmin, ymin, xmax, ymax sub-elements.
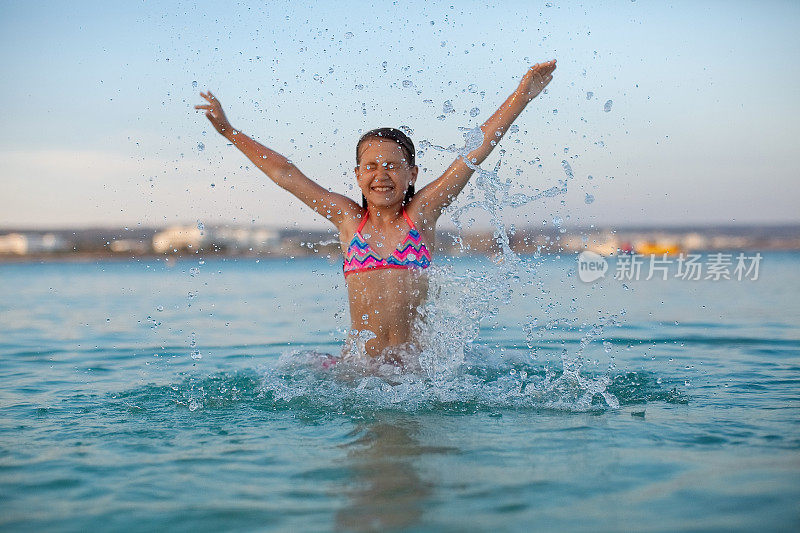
<box><xmin>356</xmin><ymin>210</ymin><xmax>369</xmax><ymax>233</ymax></box>
<box><xmin>402</xmin><ymin>208</ymin><xmax>416</xmax><ymax>230</ymax></box>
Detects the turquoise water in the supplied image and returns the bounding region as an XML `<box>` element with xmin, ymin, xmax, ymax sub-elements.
<box><xmin>1</xmin><ymin>253</ymin><xmax>799</xmax><ymax>531</ymax></box>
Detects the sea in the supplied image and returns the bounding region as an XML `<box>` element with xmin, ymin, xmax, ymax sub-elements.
<box><xmin>1</xmin><ymin>251</ymin><xmax>799</xmax><ymax>532</ymax></box>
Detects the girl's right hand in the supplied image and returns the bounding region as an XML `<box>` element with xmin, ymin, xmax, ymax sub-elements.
<box><xmin>195</xmin><ymin>91</ymin><xmax>233</xmax><ymax>135</ymax></box>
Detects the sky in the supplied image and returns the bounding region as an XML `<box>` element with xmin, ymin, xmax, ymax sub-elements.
<box><xmin>1</xmin><ymin>0</ymin><xmax>799</xmax><ymax>231</ymax></box>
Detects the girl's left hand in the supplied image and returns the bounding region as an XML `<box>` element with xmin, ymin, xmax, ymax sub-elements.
<box><xmin>517</xmin><ymin>60</ymin><xmax>556</xmax><ymax>102</ymax></box>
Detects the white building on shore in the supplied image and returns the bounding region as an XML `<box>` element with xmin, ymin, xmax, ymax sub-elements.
<box><xmin>152</xmin><ymin>226</ymin><xmax>205</xmax><ymax>254</ymax></box>
<box><xmin>152</xmin><ymin>225</ymin><xmax>280</xmax><ymax>254</ymax></box>
<box><xmin>0</xmin><ymin>233</ymin><xmax>67</xmax><ymax>255</ymax></box>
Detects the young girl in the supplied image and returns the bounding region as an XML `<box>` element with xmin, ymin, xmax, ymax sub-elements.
<box><xmin>195</xmin><ymin>60</ymin><xmax>555</xmax><ymax>365</ymax></box>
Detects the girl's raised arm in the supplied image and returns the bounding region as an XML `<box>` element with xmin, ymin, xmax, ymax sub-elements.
<box><xmin>411</xmin><ymin>60</ymin><xmax>555</xmax><ymax>221</ymax></box>
<box><xmin>195</xmin><ymin>91</ymin><xmax>361</xmax><ymax>228</ymax></box>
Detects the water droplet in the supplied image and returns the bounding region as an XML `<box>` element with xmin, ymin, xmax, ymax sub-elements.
<box><xmin>197</xmin><ymin>221</ymin><xmax>205</xmax><ymax>230</ymax></box>
<box><xmin>467</xmin><ymin>83</ymin><xmax>478</xmax><ymax>93</ymax></box>
<box><xmin>399</xmin><ymin>125</ymin><xmax>414</xmax><ymax>136</ymax></box>
<box><xmin>584</xmin><ymin>193</ymin><xmax>595</xmax><ymax>204</ymax></box>
<box><xmin>561</xmin><ymin>160</ymin><xmax>574</xmax><ymax>180</ymax></box>
<box><xmin>192</xmin><ymin>80</ymin><xmax>198</xmax><ymax>88</ymax></box>
<box><xmin>604</xmin><ymin>100</ymin><xmax>613</xmax><ymax>112</ymax></box>
<box><xmin>344</xmin><ymin>31</ymin><xmax>354</xmax><ymax>39</ymax></box>
<box><xmin>442</xmin><ymin>100</ymin><xmax>455</xmax><ymax>114</ymax></box>
<box><xmin>197</xmin><ymin>142</ymin><xmax>205</xmax><ymax>151</ymax></box>
<box><xmin>188</xmin><ymin>399</ymin><xmax>200</xmax><ymax>411</ymax></box>
<box><xmin>156</xmin><ymin>305</ymin><xmax>164</xmax><ymax>312</ymax></box>
<box><xmin>402</xmin><ymin>80</ymin><xmax>414</xmax><ymax>88</ymax></box>
<box><xmin>586</xmin><ymin>91</ymin><xmax>593</xmax><ymax>100</ymax></box>
<box><xmin>469</xmin><ymin>107</ymin><xmax>480</xmax><ymax>117</ymax></box>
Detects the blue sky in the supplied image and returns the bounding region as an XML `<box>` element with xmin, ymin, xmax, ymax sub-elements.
<box><xmin>1</xmin><ymin>0</ymin><xmax>799</xmax><ymax>230</ymax></box>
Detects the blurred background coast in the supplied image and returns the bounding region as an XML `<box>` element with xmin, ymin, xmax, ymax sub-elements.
<box><xmin>1</xmin><ymin>223</ymin><xmax>798</xmax><ymax>262</ymax></box>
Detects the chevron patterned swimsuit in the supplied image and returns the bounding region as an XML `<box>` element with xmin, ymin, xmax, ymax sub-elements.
<box><xmin>343</xmin><ymin>209</ymin><xmax>432</xmax><ymax>277</ymax></box>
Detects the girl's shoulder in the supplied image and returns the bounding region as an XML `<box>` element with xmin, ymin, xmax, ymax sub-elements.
<box><xmin>404</xmin><ymin>201</ymin><xmax>437</xmax><ymax>235</ymax></box>
<box><xmin>337</xmin><ymin>207</ymin><xmax>367</xmax><ymax>243</ymax></box>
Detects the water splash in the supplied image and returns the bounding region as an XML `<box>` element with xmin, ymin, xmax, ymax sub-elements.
<box><xmin>400</xmin><ymin>127</ymin><xmax>618</xmax><ymax>408</ymax></box>
<box><xmin>121</xmin><ymin>360</ymin><xmax>684</xmax><ymax>417</ymax></box>
<box><xmin>189</xmin><ymin>331</ymin><xmax>201</xmax><ymax>360</ymax></box>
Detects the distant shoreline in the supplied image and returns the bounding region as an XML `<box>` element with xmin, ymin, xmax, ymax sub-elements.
<box><xmin>2</xmin><ymin>249</ymin><xmax>798</xmax><ymax>265</ymax></box>
<box><xmin>2</xmin><ymin>223</ymin><xmax>800</xmax><ymax>262</ymax></box>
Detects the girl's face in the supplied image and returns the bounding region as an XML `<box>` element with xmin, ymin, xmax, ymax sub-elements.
<box><xmin>355</xmin><ymin>139</ymin><xmax>418</xmax><ymax>209</ymax></box>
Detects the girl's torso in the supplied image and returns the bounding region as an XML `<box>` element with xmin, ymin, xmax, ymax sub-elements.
<box><xmin>339</xmin><ymin>208</ymin><xmax>434</xmax><ymax>359</ymax></box>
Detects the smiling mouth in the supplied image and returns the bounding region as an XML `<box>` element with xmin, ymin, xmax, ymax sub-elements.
<box><xmin>371</xmin><ymin>185</ymin><xmax>394</xmax><ymax>192</ymax></box>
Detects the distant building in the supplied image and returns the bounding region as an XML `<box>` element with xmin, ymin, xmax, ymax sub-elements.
<box><xmin>709</xmin><ymin>235</ymin><xmax>750</xmax><ymax>250</ymax></box>
<box><xmin>0</xmin><ymin>233</ymin><xmax>28</xmax><ymax>255</ymax></box>
<box><xmin>211</xmin><ymin>227</ymin><xmax>280</xmax><ymax>253</ymax></box>
<box><xmin>110</xmin><ymin>239</ymin><xmax>151</xmax><ymax>254</ymax></box>
<box><xmin>556</xmin><ymin>231</ymin><xmax>620</xmax><ymax>255</ymax></box>
<box><xmin>0</xmin><ymin>233</ymin><xmax>67</xmax><ymax>255</ymax></box>
<box><xmin>152</xmin><ymin>226</ymin><xmax>205</xmax><ymax>254</ymax></box>
<box><xmin>681</xmin><ymin>232</ymin><xmax>707</xmax><ymax>251</ymax></box>
<box><xmin>151</xmin><ymin>225</ymin><xmax>280</xmax><ymax>254</ymax></box>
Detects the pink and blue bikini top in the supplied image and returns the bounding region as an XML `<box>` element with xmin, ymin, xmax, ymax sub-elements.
<box><xmin>343</xmin><ymin>209</ymin><xmax>432</xmax><ymax>277</ymax></box>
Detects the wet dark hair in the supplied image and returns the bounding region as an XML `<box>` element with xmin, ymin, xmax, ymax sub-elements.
<box><xmin>356</xmin><ymin>128</ymin><xmax>416</xmax><ymax>208</ymax></box>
